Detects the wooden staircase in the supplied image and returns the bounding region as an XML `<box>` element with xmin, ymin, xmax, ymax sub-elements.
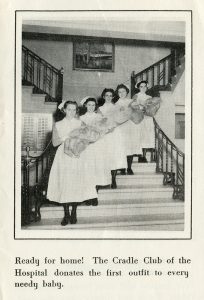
<box><xmin>23</xmin><ymin>161</ymin><xmax>184</xmax><ymax>231</ymax></box>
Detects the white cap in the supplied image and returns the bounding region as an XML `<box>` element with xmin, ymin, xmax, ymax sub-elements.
<box><xmin>80</xmin><ymin>96</ymin><xmax>92</xmax><ymax>105</ymax></box>
<box><xmin>58</xmin><ymin>100</ymin><xmax>66</xmax><ymax>110</ymax></box>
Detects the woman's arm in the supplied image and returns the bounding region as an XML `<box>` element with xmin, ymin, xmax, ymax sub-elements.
<box><xmin>52</xmin><ymin>124</ymin><xmax>63</xmax><ymax>147</ymax></box>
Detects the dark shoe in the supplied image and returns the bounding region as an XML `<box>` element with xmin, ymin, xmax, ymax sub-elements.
<box><xmin>91</xmin><ymin>198</ymin><xmax>98</xmax><ymax>206</ymax></box>
<box><xmin>111</xmin><ymin>182</ymin><xmax>117</xmax><ymax>189</ymax></box>
<box><xmin>97</xmin><ymin>185</ymin><xmax>111</xmax><ymax>190</ymax></box>
<box><xmin>120</xmin><ymin>169</ymin><xmax>126</xmax><ymax>175</ymax></box>
<box><xmin>61</xmin><ymin>216</ymin><xmax>69</xmax><ymax>226</ymax></box>
<box><xmin>85</xmin><ymin>198</ymin><xmax>98</xmax><ymax>206</ymax></box>
<box><xmin>127</xmin><ymin>168</ymin><xmax>134</xmax><ymax>175</ymax></box>
<box><xmin>138</xmin><ymin>156</ymin><xmax>147</xmax><ymax>163</ymax></box>
<box><xmin>84</xmin><ymin>199</ymin><xmax>92</xmax><ymax>206</ymax></box>
<box><xmin>61</xmin><ymin>204</ymin><xmax>70</xmax><ymax>226</ymax></box>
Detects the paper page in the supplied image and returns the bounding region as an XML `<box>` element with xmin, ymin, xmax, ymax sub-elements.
<box><xmin>0</xmin><ymin>1</ymin><xmax>203</xmax><ymax>299</ymax></box>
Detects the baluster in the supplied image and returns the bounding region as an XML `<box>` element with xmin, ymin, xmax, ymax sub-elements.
<box><xmin>42</xmin><ymin>155</ymin><xmax>44</xmax><ymax>175</ymax></box>
<box><xmin>176</xmin><ymin>151</ymin><xmax>179</xmax><ymax>187</ymax></box>
<box><xmin>37</xmin><ymin>59</ymin><xmax>40</xmax><ymax>90</ymax></box>
<box><xmin>154</xmin><ymin>122</ymin><xmax>157</xmax><ymax>164</ymax></box>
<box><xmin>152</xmin><ymin>66</ymin><xmax>155</xmax><ymax>87</ymax></box>
<box><xmin>158</xmin><ymin>130</ymin><xmax>162</xmax><ymax>172</ymax></box>
<box><xmin>25</xmin><ymin>50</ymin><xmax>28</xmax><ymax>81</ymax></box>
<box><xmin>32</xmin><ymin>56</ymin><xmax>35</xmax><ymax>85</ymax></box>
<box><xmin>163</xmin><ymin>61</ymin><xmax>166</xmax><ymax>86</ymax></box>
<box><xmin>157</xmin><ymin>63</ymin><xmax>160</xmax><ymax>85</ymax></box>
<box><xmin>170</xmin><ymin>144</ymin><xmax>173</xmax><ymax>174</ymax></box>
<box><xmin>161</xmin><ymin>134</ymin><xmax>164</xmax><ymax>172</ymax></box>
<box><xmin>166</xmin><ymin>139</ymin><xmax>168</xmax><ymax>173</ymax></box>
<box><xmin>183</xmin><ymin>155</ymin><xmax>185</xmax><ymax>200</ymax></box>
<box><xmin>146</xmin><ymin>70</ymin><xmax>149</xmax><ymax>83</ymax></box>
<box><xmin>23</xmin><ymin>146</ymin><xmax>31</xmax><ymax>224</ymax></box>
<box><xmin>43</xmin><ymin>63</ymin><xmax>46</xmax><ymax>91</ymax></box>
<box><xmin>155</xmin><ymin>127</ymin><xmax>159</xmax><ymax>172</ymax></box>
<box><xmin>22</xmin><ymin>49</ymin><xmax>25</xmax><ymax>80</ymax></box>
<box><xmin>36</xmin><ymin>159</ymin><xmax>39</xmax><ymax>184</ymax></box>
<box><xmin>168</xmin><ymin>57</ymin><xmax>171</xmax><ymax>85</ymax></box>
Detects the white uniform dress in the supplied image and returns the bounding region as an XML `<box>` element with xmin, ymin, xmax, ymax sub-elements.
<box><xmin>99</xmin><ymin>103</ymin><xmax>127</xmax><ymax>170</ymax></box>
<box><xmin>133</xmin><ymin>92</ymin><xmax>155</xmax><ymax>149</ymax></box>
<box><xmin>47</xmin><ymin>117</ymin><xmax>98</xmax><ymax>203</ymax></box>
<box><xmin>114</xmin><ymin>98</ymin><xmax>143</xmax><ymax>156</ymax></box>
<box><xmin>80</xmin><ymin>112</ymin><xmax>112</xmax><ymax>186</ymax></box>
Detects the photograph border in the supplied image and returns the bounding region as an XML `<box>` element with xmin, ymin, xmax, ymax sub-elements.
<box><xmin>14</xmin><ymin>9</ymin><xmax>193</xmax><ymax>240</ymax></box>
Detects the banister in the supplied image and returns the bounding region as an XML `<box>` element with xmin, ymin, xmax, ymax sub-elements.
<box><xmin>153</xmin><ymin>118</ymin><xmax>184</xmax><ymax>157</ymax></box>
<box><xmin>21</xmin><ymin>139</ymin><xmax>56</xmax><ymax>225</ymax></box>
<box><xmin>22</xmin><ymin>45</ymin><xmax>61</xmax><ymax>74</ymax></box>
<box><xmin>154</xmin><ymin>118</ymin><xmax>185</xmax><ymax>200</ymax></box>
<box><xmin>131</xmin><ymin>46</ymin><xmax>185</xmax><ymax>97</ymax></box>
<box><xmin>133</xmin><ymin>54</ymin><xmax>172</xmax><ymax>79</ymax></box>
<box><xmin>22</xmin><ymin>45</ymin><xmax>63</xmax><ymax>102</ymax></box>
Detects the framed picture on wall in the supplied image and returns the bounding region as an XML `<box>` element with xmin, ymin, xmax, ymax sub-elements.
<box><xmin>73</xmin><ymin>39</ymin><xmax>114</xmax><ymax>71</ymax></box>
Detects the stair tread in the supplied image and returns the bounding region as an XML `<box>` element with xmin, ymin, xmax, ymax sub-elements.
<box><xmin>24</xmin><ymin>213</ymin><xmax>184</xmax><ymax>229</ymax></box>
<box><xmin>132</xmin><ymin>162</ymin><xmax>156</xmax><ymax>165</ymax></box>
<box><xmin>117</xmin><ymin>173</ymin><xmax>162</xmax><ymax>178</ymax></box>
<box><xmin>40</xmin><ymin>201</ymin><xmax>184</xmax><ymax>212</ymax></box>
<box><xmin>99</xmin><ymin>185</ymin><xmax>173</xmax><ymax>193</ymax></box>
<box><xmin>41</xmin><ymin>197</ymin><xmax>183</xmax><ymax>207</ymax></box>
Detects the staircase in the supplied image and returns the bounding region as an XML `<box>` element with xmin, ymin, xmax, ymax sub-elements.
<box><xmin>22</xmin><ymin>85</ymin><xmax>58</xmax><ymax>114</ymax></box>
<box><xmin>131</xmin><ymin>46</ymin><xmax>185</xmax><ymax>97</ymax></box>
<box><xmin>22</xmin><ymin>45</ymin><xmax>63</xmax><ymax>103</ymax></box>
<box><xmin>23</xmin><ymin>160</ymin><xmax>184</xmax><ymax>231</ymax></box>
<box><xmin>21</xmin><ymin>45</ymin><xmax>185</xmax><ymax>233</ymax></box>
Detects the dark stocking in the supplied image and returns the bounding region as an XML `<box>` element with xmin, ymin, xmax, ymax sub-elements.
<box><xmin>127</xmin><ymin>155</ymin><xmax>134</xmax><ymax>175</ymax></box>
<box><xmin>70</xmin><ymin>204</ymin><xmax>77</xmax><ymax>224</ymax></box>
<box><xmin>61</xmin><ymin>203</ymin><xmax>70</xmax><ymax>226</ymax></box>
<box><xmin>111</xmin><ymin>170</ymin><xmax>117</xmax><ymax>189</ymax></box>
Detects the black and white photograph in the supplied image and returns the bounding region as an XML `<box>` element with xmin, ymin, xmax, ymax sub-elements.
<box><xmin>16</xmin><ymin>10</ymin><xmax>191</xmax><ymax>239</ymax></box>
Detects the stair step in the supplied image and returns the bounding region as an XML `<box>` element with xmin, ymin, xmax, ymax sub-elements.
<box><xmin>98</xmin><ymin>185</ymin><xmax>173</xmax><ymax>200</ymax></box>
<box><xmin>24</xmin><ymin>213</ymin><xmax>184</xmax><ymax>230</ymax></box>
<box><xmin>132</xmin><ymin>162</ymin><xmax>156</xmax><ymax>173</ymax></box>
<box><xmin>39</xmin><ymin>200</ymin><xmax>184</xmax><ymax>219</ymax></box>
<box><xmin>117</xmin><ymin>173</ymin><xmax>163</xmax><ymax>186</ymax></box>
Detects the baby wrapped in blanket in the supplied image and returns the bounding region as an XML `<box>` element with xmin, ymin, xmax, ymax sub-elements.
<box><xmin>64</xmin><ymin>97</ymin><xmax>160</xmax><ymax>157</ymax></box>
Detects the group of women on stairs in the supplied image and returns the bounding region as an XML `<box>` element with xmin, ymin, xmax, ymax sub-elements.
<box><xmin>47</xmin><ymin>80</ymin><xmax>156</xmax><ymax>226</ymax></box>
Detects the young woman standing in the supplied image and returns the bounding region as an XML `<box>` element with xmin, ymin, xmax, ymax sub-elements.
<box><xmin>47</xmin><ymin>101</ymin><xmax>98</xmax><ymax>226</ymax></box>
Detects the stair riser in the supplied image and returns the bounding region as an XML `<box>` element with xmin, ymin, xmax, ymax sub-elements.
<box><xmin>40</xmin><ymin>205</ymin><xmax>184</xmax><ymax>219</ymax></box>
<box><xmin>132</xmin><ymin>166</ymin><xmax>156</xmax><ymax>173</ymax></box>
<box><xmin>98</xmin><ymin>190</ymin><xmax>173</xmax><ymax>200</ymax></box>
<box><xmin>117</xmin><ymin>177</ymin><xmax>163</xmax><ymax>186</ymax></box>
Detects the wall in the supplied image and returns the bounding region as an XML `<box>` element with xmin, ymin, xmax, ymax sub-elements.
<box><xmin>23</xmin><ymin>38</ymin><xmax>170</xmax><ymax>102</ymax></box>
<box><xmin>155</xmin><ymin>72</ymin><xmax>185</xmax><ymax>152</ymax></box>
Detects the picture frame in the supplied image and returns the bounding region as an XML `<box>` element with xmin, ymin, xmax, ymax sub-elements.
<box><xmin>73</xmin><ymin>38</ymin><xmax>114</xmax><ymax>72</ymax></box>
